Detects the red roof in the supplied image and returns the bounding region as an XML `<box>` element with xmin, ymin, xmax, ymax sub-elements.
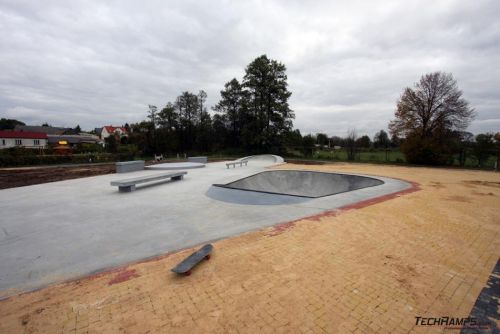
<box><xmin>104</xmin><ymin>126</ymin><xmax>127</xmax><ymax>134</ymax></box>
<box><xmin>0</xmin><ymin>130</ymin><xmax>48</xmax><ymax>139</ymax></box>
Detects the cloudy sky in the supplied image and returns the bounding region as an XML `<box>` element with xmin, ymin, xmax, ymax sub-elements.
<box><xmin>1</xmin><ymin>0</ymin><xmax>499</xmax><ymax>137</ymax></box>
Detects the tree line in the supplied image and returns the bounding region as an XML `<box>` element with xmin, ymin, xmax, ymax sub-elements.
<box><xmin>2</xmin><ymin>56</ymin><xmax>498</xmax><ymax>168</ymax></box>
<box><xmin>126</xmin><ymin>55</ymin><xmax>294</xmax><ymax>156</ymax></box>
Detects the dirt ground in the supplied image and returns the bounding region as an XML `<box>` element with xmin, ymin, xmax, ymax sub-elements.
<box><xmin>0</xmin><ymin>164</ymin><xmax>116</xmax><ymax>190</ymax></box>
<box><xmin>0</xmin><ymin>163</ymin><xmax>498</xmax><ymax>333</ymax></box>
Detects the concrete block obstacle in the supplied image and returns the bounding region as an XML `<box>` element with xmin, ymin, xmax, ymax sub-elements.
<box><xmin>110</xmin><ymin>171</ymin><xmax>187</xmax><ymax>192</ymax></box>
<box><xmin>115</xmin><ymin>160</ymin><xmax>145</xmax><ymax>173</ymax></box>
<box><xmin>226</xmin><ymin>160</ymin><xmax>248</xmax><ymax>169</ymax></box>
<box><xmin>187</xmin><ymin>156</ymin><xmax>208</xmax><ymax>163</ymax></box>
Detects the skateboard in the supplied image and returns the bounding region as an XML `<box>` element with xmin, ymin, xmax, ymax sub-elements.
<box><xmin>171</xmin><ymin>244</ymin><xmax>213</xmax><ymax>276</ymax></box>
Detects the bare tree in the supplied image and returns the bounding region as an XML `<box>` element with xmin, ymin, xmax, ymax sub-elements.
<box><xmin>389</xmin><ymin>72</ymin><xmax>475</xmax><ymax>139</ymax></box>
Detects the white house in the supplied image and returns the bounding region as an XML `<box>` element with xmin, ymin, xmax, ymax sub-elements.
<box><xmin>0</xmin><ymin>131</ymin><xmax>48</xmax><ymax>149</ymax></box>
<box><xmin>99</xmin><ymin>126</ymin><xmax>128</xmax><ymax>140</ymax></box>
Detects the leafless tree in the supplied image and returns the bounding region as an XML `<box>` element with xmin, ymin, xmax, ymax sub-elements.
<box><xmin>389</xmin><ymin>72</ymin><xmax>475</xmax><ymax>139</ymax></box>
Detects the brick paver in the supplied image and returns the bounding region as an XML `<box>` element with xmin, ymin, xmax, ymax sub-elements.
<box><xmin>0</xmin><ymin>164</ymin><xmax>498</xmax><ymax>333</ymax></box>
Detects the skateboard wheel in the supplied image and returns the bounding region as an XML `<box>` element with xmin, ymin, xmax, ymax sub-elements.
<box><xmin>185</xmin><ymin>271</ymin><xmax>191</xmax><ymax>276</ymax></box>
<box><xmin>205</xmin><ymin>255</ymin><xmax>211</xmax><ymax>260</ymax></box>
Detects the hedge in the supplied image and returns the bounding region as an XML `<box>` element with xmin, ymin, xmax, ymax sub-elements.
<box><xmin>0</xmin><ymin>153</ymin><xmax>136</xmax><ymax>167</ymax></box>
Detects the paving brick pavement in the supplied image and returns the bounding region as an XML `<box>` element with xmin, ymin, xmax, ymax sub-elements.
<box><xmin>0</xmin><ymin>164</ymin><xmax>498</xmax><ymax>333</ymax></box>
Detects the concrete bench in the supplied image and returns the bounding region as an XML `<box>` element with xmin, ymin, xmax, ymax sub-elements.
<box><xmin>226</xmin><ymin>160</ymin><xmax>248</xmax><ymax>169</ymax></box>
<box><xmin>110</xmin><ymin>171</ymin><xmax>187</xmax><ymax>192</ymax></box>
<box><xmin>115</xmin><ymin>160</ymin><xmax>145</xmax><ymax>173</ymax></box>
<box><xmin>188</xmin><ymin>156</ymin><xmax>207</xmax><ymax>163</ymax></box>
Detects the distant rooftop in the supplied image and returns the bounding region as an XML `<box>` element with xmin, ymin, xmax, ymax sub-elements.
<box><xmin>0</xmin><ymin>130</ymin><xmax>48</xmax><ymax>139</ymax></box>
<box><xmin>14</xmin><ymin>125</ymin><xmax>74</xmax><ymax>135</ymax></box>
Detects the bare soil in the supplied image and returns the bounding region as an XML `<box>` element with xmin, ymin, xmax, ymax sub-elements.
<box><xmin>0</xmin><ymin>164</ymin><xmax>115</xmax><ymax>190</ymax></box>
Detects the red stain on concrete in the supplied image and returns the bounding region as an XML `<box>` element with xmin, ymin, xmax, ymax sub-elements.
<box><xmin>266</xmin><ymin>221</ymin><xmax>296</xmax><ymax>237</ymax></box>
<box><xmin>338</xmin><ymin>180</ymin><xmax>420</xmax><ymax>212</ymax></box>
<box><xmin>108</xmin><ymin>269</ymin><xmax>140</xmax><ymax>285</ymax></box>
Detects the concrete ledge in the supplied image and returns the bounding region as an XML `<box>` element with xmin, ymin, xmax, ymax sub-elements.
<box><xmin>111</xmin><ymin>171</ymin><xmax>187</xmax><ymax>192</ymax></box>
<box><xmin>188</xmin><ymin>156</ymin><xmax>208</xmax><ymax>163</ymax></box>
<box><xmin>145</xmin><ymin>162</ymin><xmax>205</xmax><ymax>170</ymax></box>
<box><xmin>226</xmin><ymin>161</ymin><xmax>248</xmax><ymax>168</ymax></box>
<box><xmin>116</xmin><ymin>160</ymin><xmax>145</xmax><ymax>173</ymax></box>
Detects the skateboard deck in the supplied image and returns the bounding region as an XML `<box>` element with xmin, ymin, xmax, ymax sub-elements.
<box><xmin>171</xmin><ymin>244</ymin><xmax>213</xmax><ymax>275</ymax></box>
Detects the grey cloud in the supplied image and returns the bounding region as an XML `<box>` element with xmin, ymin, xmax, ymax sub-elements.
<box><xmin>0</xmin><ymin>0</ymin><xmax>499</xmax><ymax>136</ymax></box>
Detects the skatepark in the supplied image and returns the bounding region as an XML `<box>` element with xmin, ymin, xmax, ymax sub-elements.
<box><xmin>0</xmin><ymin>155</ymin><xmax>411</xmax><ymax>296</ymax></box>
<box><xmin>0</xmin><ymin>158</ymin><xmax>498</xmax><ymax>333</ymax></box>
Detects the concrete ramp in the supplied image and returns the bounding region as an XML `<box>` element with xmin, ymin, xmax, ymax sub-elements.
<box><xmin>214</xmin><ymin>170</ymin><xmax>384</xmax><ymax>198</ymax></box>
<box><xmin>237</xmin><ymin>154</ymin><xmax>285</xmax><ymax>164</ymax></box>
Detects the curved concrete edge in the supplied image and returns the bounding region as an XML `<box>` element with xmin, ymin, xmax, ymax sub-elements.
<box><xmin>207</xmin><ymin>171</ymin><xmax>413</xmax><ymax>208</ymax></box>
<box><xmin>145</xmin><ymin>162</ymin><xmax>205</xmax><ymax>170</ymax></box>
<box><xmin>237</xmin><ymin>154</ymin><xmax>285</xmax><ymax>164</ymax></box>
<box><xmin>206</xmin><ymin>186</ymin><xmax>311</xmax><ymax>205</ymax></box>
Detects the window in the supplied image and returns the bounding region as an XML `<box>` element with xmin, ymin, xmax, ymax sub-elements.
<box><xmin>34</xmin><ymin>139</ymin><xmax>40</xmax><ymax>146</ymax></box>
<box><xmin>15</xmin><ymin>139</ymin><xmax>22</xmax><ymax>145</ymax></box>
<box><xmin>1</xmin><ymin>139</ymin><xmax>5</xmax><ymax>146</ymax></box>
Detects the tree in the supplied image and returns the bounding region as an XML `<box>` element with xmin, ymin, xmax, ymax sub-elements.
<box><xmin>390</xmin><ymin>133</ymin><xmax>401</xmax><ymax>148</ymax></box>
<box><xmin>472</xmin><ymin>133</ymin><xmax>495</xmax><ymax>167</ymax></box>
<box><xmin>316</xmin><ymin>133</ymin><xmax>329</xmax><ymax>148</ymax></box>
<box><xmin>196</xmin><ymin>110</ymin><xmax>213</xmax><ymax>153</ymax></box>
<box><xmin>374</xmin><ymin>130</ymin><xmax>390</xmax><ymax>149</ymax></box>
<box><xmin>374</xmin><ymin>130</ymin><xmax>390</xmax><ymax>161</ymax></box>
<box><xmin>156</xmin><ymin>102</ymin><xmax>179</xmax><ymax>154</ymax></box>
<box><xmin>213</xmin><ymin>79</ymin><xmax>247</xmax><ymax>147</ymax></box>
<box><xmin>243</xmin><ymin>55</ymin><xmax>294</xmax><ymax>150</ymax></box>
<box><xmin>175</xmin><ymin>91</ymin><xmax>200</xmax><ymax>151</ymax></box>
<box><xmin>0</xmin><ymin>118</ymin><xmax>25</xmax><ymax>130</ymax></box>
<box><xmin>158</xmin><ymin>102</ymin><xmax>178</xmax><ymax>130</ymax></box>
<box><xmin>330</xmin><ymin>136</ymin><xmax>344</xmax><ymax>147</ymax></box>
<box><xmin>356</xmin><ymin>135</ymin><xmax>371</xmax><ymax>148</ymax></box>
<box><xmin>455</xmin><ymin>131</ymin><xmax>474</xmax><ymax>167</ymax></box>
<box><xmin>147</xmin><ymin>105</ymin><xmax>158</xmax><ymax>128</ymax></box>
<box><xmin>198</xmin><ymin>90</ymin><xmax>207</xmax><ymax>116</ymax></box>
<box><xmin>147</xmin><ymin>105</ymin><xmax>158</xmax><ymax>153</ymax></box>
<box><xmin>345</xmin><ymin>129</ymin><xmax>358</xmax><ymax>160</ymax></box>
<box><xmin>105</xmin><ymin>135</ymin><xmax>118</xmax><ymax>153</ymax></box>
<box><xmin>389</xmin><ymin>72</ymin><xmax>475</xmax><ymax>164</ymax></box>
<box><xmin>302</xmin><ymin>134</ymin><xmax>316</xmax><ymax>157</ymax></box>
<box><xmin>283</xmin><ymin>129</ymin><xmax>303</xmax><ymax>148</ymax></box>
<box><xmin>495</xmin><ymin>133</ymin><xmax>500</xmax><ymax>171</ymax></box>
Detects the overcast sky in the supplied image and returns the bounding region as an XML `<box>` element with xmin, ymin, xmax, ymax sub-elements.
<box><xmin>1</xmin><ymin>0</ymin><xmax>499</xmax><ymax>137</ymax></box>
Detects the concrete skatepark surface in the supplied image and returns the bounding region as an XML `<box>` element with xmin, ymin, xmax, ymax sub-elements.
<box><xmin>215</xmin><ymin>170</ymin><xmax>384</xmax><ymax>198</ymax></box>
<box><xmin>0</xmin><ymin>155</ymin><xmax>411</xmax><ymax>297</ymax></box>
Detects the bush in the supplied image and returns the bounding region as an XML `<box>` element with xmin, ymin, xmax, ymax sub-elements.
<box><xmin>73</xmin><ymin>143</ymin><xmax>104</xmax><ymax>154</ymax></box>
<box><xmin>400</xmin><ymin>134</ymin><xmax>452</xmax><ymax>165</ymax></box>
<box><xmin>0</xmin><ymin>153</ymin><xmax>131</xmax><ymax>167</ymax></box>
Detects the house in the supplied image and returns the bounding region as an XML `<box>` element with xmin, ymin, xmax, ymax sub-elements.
<box><xmin>47</xmin><ymin>134</ymin><xmax>101</xmax><ymax>148</ymax></box>
<box><xmin>97</xmin><ymin>126</ymin><xmax>128</xmax><ymax>140</ymax></box>
<box><xmin>0</xmin><ymin>130</ymin><xmax>48</xmax><ymax>149</ymax></box>
<box><xmin>14</xmin><ymin>125</ymin><xmax>74</xmax><ymax>135</ymax></box>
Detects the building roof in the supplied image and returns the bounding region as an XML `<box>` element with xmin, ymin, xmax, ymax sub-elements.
<box><xmin>14</xmin><ymin>125</ymin><xmax>73</xmax><ymax>135</ymax></box>
<box><xmin>0</xmin><ymin>130</ymin><xmax>48</xmax><ymax>139</ymax></box>
<box><xmin>103</xmin><ymin>126</ymin><xmax>127</xmax><ymax>134</ymax></box>
<box><xmin>47</xmin><ymin>135</ymin><xmax>101</xmax><ymax>144</ymax></box>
